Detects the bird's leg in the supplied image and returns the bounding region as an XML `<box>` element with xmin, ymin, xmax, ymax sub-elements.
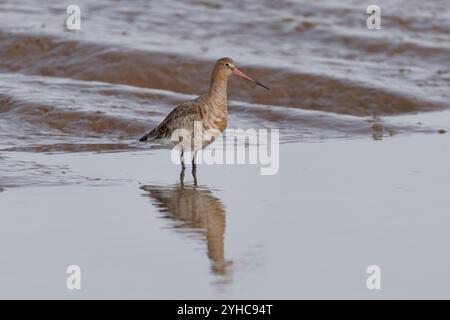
<box><xmin>192</xmin><ymin>164</ymin><xmax>198</xmax><ymax>187</ymax></box>
<box><xmin>192</xmin><ymin>151</ymin><xmax>198</xmax><ymax>186</ymax></box>
<box><xmin>180</xmin><ymin>148</ymin><xmax>186</xmax><ymax>170</ymax></box>
<box><xmin>180</xmin><ymin>166</ymin><xmax>185</xmax><ymax>188</ymax></box>
<box><xmin>192</xmin><ymin>151</ymin><xmax>197</xmax><ymax>167</ymax></box>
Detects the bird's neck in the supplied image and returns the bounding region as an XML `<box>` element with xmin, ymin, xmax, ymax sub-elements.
<box><xmin>207</xmin><ymin>69</ymin><xmax>228</xmax><ymax>107</ymax></box>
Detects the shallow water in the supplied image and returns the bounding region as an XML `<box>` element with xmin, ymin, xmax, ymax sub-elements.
<box><xmin>1</xmin><ymin>135</ymin><xmax>450</xmax><ymax>299</ymax></box>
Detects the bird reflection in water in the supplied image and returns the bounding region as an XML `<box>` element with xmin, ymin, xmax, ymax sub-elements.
<box><xmin>140</xmin><ymin>169</ymin><xmax>232</xmax><ymax>279</ymax></box>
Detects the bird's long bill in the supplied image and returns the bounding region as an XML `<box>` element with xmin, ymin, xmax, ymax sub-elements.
<box><xmin>233</xmin><ymin>68</ymin><xmax>270</xmax><ymax>90</ymax></box>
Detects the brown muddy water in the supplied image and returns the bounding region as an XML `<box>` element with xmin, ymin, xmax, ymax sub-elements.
<box><xmin>0</xmin><ymin>0</ymin><xmax>449</xmax><ymax>152</ymax></box>
<box><xmin>0</xmin><ymin>0</ymin><xmax>450</xmax><ymax>299</ymax></box>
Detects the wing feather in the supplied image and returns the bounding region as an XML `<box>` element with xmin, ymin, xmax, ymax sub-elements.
<box><xmin>139</xmin><ymin>98</ymin><xmax>203</xmax><ymax>142</ymax></box>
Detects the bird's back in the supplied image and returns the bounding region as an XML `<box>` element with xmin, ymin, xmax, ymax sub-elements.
<box><xmin>139</xmin><ymin>97</ymin><xmax>204</xmax><ymax>141</ymax></box>
<box><xmin>139</xmin><ymin>94</ymin><xmax>228</xmax><ymax>147</ymax></box>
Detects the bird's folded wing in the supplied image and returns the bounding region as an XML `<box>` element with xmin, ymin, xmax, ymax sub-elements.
<box><xmin>141</xmin><ymin>100</ymin><xmax>201</xmax><ymax>140</ymax></box>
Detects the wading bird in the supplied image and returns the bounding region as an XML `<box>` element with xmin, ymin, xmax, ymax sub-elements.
<box><xmin>139</xmin><ymin>57</ymin><xmax>269</xmax><ymax>182</ymax></box>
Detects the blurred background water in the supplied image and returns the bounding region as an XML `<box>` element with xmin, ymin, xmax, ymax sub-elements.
<box><xmin>0</xmin><ymin>0</ymin><xmax>449</xmax><ymax>152</ymax></box>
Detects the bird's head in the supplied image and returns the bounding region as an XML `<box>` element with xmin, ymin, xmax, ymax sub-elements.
<box><xmin>215</xmin><ymin>57</ymin><xmax>270</xmax><ymax>90</ymax></box>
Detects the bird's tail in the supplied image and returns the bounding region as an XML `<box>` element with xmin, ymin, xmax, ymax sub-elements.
<box><xmin>139</xmin><ymin>128</ymin><xmax>158</xmax><ymax>142</ymax></box>
<box><xmin>139</xmin><ymin>133</ymin><xmax>150</xmax><ymax>142</ymax></box>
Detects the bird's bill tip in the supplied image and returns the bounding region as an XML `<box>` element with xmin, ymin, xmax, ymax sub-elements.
<box><xmin>233</xmin><ymin>68</ymin><xmax>270</xmax><ymax>90</ymax></box>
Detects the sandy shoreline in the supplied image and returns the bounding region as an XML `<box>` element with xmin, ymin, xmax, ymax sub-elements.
<box><xmin>1</xmin><ymin>132</ymin><xmax>449</xmax><ymax>299</ymax></box>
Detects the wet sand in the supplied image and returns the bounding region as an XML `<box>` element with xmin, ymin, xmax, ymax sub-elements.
<box><xmin>1</xmin><ymin>0</ymin><xmax>449</xmax><ymax>151</ymax></box>
<box><xmin>1</xmin><ymin>132</ymin><xmax>449</xmax><ymax>299</ymax></box>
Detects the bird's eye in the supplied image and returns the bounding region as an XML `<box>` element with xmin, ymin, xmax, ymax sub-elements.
<box><xmin>225</xmin><ymin>63</ymin><xmax>230</xmax><ymax>67</ymax></box>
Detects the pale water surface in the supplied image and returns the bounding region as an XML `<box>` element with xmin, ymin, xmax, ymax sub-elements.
<box><xmin>1</xmin><ymin>134</ymin><xmax>450</xmax><ymax>299</ymax></box>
